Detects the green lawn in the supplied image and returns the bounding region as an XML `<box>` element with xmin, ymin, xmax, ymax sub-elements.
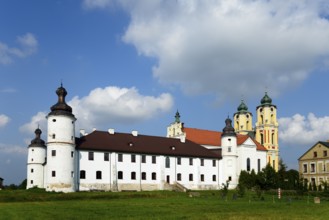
<box><xmin>0</xmin><ymin>189</ymin><xmax>328</xmax><ymax>219</ymax></box>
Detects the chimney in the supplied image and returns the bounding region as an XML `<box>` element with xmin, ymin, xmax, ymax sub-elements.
<box><xmin>108</xmin><ymin>128</ymin><xmax>115</xmax><ymax>135</ymax></box>
<box><xmin>180</xmin><ymin>135</ymin><xmax>185</xmax><ymax>143</ymax></box>
<box><xmin>132</xmin><ymin>130</ymin><xmax>138</xmax><ymax>137</ymax></box>
<box><xmin>80</xmin><ymin>129</ymin><xmax>86</xmax><ymax>137</ymax></box>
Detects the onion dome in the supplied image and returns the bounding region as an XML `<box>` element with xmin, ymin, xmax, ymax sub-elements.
<box><xmin>222</xmin><ymin>117</ymin><xmax>236</xmax><ymax>137</ymax></box>
<box><xmin>237</xmin><ymin>100</ymin><xmax>248</xmax><ymax>112</ymax></box>
<box><xmin>175</xmin><ymin>110</ymin><xmax>181</xmax><ymax>123</ymax></box>
<box><xmin>29</xmin><ymin>128</ymin><xmax>46</xmax><ymax>148</ymax></box>
<box><xmin>260</xmin><ymin>92</ymin><xmax>272</xmax><ymax>105</ymax></box>
<box><xmin>49</xmin><ymin>84</ymin><xmax>74</xmax><ymax>117</ymax></box>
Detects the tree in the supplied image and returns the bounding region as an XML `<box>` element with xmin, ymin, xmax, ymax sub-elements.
<box><xmin>257</xmin><ymin>163</ymin><xmax>278</xmax><ymax>190</ymax></box>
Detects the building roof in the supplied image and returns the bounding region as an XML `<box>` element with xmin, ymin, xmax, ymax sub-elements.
<box><xmin>76</xmin><ymin>130</ymin><xmax>220</xmax><ymax>159</ymax></box>
<box><xmin>183</xmin><ymin>127</ymin><xmax>267</xmax><ymax>151</ymax></box>
<box><xmin>298</xmin><ymin>141</ymin><xmax>329</xmax><ymax>160</ymax></box>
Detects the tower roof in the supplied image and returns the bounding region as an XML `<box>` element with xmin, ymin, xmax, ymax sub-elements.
<box><xmin>29</xmin><ymin>128</ymin><xmax>46</xmax><ymax>148</ymax></box>
<box><xmin>257</xmin><ymin>92</ymin><xmax>276</xmax><ymax>109</ymax></box>
<box><xmin>222</xmin><ymin>117</ymin><xmax>236</xmax><ymax>137</ymax></box>
<box><xmin>237</xmin><ymin>100</ymin><xmax>248</xmax><ymax>112</ymax></box>
<box><xmin>175</xmin><ymin>110</ymin><xmax>181</xmax><ymax>123</ymax></box>
<box><xmin>48</xmin><ymin>84</ymin><xmax>74</xmax><ymax>117</ymax></box>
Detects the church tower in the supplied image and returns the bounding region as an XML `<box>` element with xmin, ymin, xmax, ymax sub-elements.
<box><xmin>27</xmin><ymin>128</ymin><xmax>46</xmax><ymax>189</ymax></box>
<box><xmin>167</xmin><ymin>110</ymin><xmax>184</xmax><ymax>138</ymax></box>
<box><xmin>221</xmin><ymin>117</ymin><xmax>238</xmax><ymax>189</ymax></box>
<box><xmin>233</xmin><ymin>100</ymin><xmax>253</xmax><ymax>136</ymax></box>
<box><xmin>45</xmin><ymin>84</ymin><xmax>77</xmax><ymax>192</ymax></box>
<box><xmin>255</xmin><ymin>92</ymin><xmax>279</xmax><ymax>171</ymax></box>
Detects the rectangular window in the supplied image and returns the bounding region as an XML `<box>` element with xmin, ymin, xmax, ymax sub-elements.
<box><xmin>142</xmin><ymin>155</ymin><xmax>146</xmax><ymax>163</ymax></box>
<box><xmin>71</xmin><ymin>171</ymin><xmax>74</xmax><ymax>178</ymax></box>
<box><xmin>228</xmin><ymin>176</ymin><xmax>232</xmax><ymax>181</ymax></box>
<box><xmin>189</xmin><ymin>158</ymin><xmax>193</xmax><ymax>166</ymax></box>
<box><xmin>152</xmin><ymin>156</ymin><xmax>156</xmax><ymax>164</ymax></box>
<box><xmin>118</xmin><ymin>171</ymin><xmax>123</xmax><ymax>179</ymax></box>
<box><xmin>228</xmin><ymin>146</ymin><xmax>231</xmax><ymax>152</ymax></box>
<box><xmin>311</xmin><ymin>163</ymin><xmax>315</xmax><ymax>173</ymax></box>
<box><xmin>152</xmin><ymin>172</ymin><xmax>156</xmax><ymax>180</ymax></box>
<box><xmin>80</xmin><ymin>170</ymin><xmax>86</xmax><ymax>179</ymax></box>
<box><xmin>257</xmin><ymin>159</ymin><xmax>261</xmax><ymax>172</ymax></box>
<box><xmin>51</xmin><ymin>150</ymin><xmax>56</xmax><ymax>156</ymax></box>
<box><xmin>177</xmin><ymin>173</ymin><xmax>182</xmax><ymax>181</ymax></box>
<box><xmin>30</xmin><ymin>180</ymin><xmax>33</xmax><ymax>184</ymax></box>
<box><xmin>314</xmin><ymin>151</ymin><xmax>317</xmax><ymax>158</ymax></box>
<box><xmin>324</xmin><ymin>150</ymin><xmax>328</xmax><ymax>157</ymax></box>
<box><xmin>303</xmin><ymin>164</ymin><xmax>307</xmax><ymax>173</ymax></box>
<box><xmin>118</xmin><ymin>154</ymin><xmax>123</xmax><ymax>162</ymax></box>
<box><xmin>71</xmin><ymin>151</ymin><xmax>74</xmax><ymax>158</ymax></box>
<box><xmin>96</xmin><ymin>171</ymin><xmax>102</xmax><ymax>179</ymax></box>
<box><xmin>189</xmin><ymin>174</ymin><xmax>193</xmax><ymax>181</ymax></box>
<box><xmin>88</xmin><ymin>152</ymin><xmax>94</xmax><ymax>161</ymax></box>
<box><xmin>131</xmin><ymin>172</ymin><xmax>136</xmax><ymax>180</ymax></box>
<box><xmin>201</xmin><ymin>174</ymin><xmax>204</xmax><ymax>182</ymax></box>
<box><xmin>52</xmin><ymin>171</ymin><xmax>56</xmax><ymax>177</ymax></box>
<box><xmin>200</xmin><ymin>159</ymin><xmax>204</xmax><ymax>166</ymax></box>
<box><xmin>165</xmin><ymin>157</ymin><xmax>170</xmax><ymax>168</ymax></box>
<box><xmin>104</xmin><ymin>152</ymin><xmax>109</xmax><ymax>161</ymax></box>
<box><xmin>177</xmin><ymin>157</ymin><xmax>181</xmax><ymax>165</ymax></box>
<box><xmin>213</xmin><ymin>160</ymin><xmax>216</xmax><ymax>167</ymax></box>
<box><xmin>31</xmin><ymin>169</ymin><xmax>34</xmax><ymax>173</ymax></box>
<box><xmin>212</xmin><ymin>175</ymin><xmax>216</xmax><ymax>182</ymax></box>
<box><xmin>131</xmin><ymin>154</ymin><xmax>136</xmax><ymax>163</ymax></box>
<box><xmin>141</xmin><ymin>172</ymin><xmax>146</xmax><ymax>180</ymax></box>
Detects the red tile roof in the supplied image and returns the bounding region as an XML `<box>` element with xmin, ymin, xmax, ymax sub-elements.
<box><xmin>76</xmin><ymin>130</ymin><xmax>220</xmax><ymax>158</ymax></box>
<box><xmin>183</xmin><ymin>127</ymin><xmax>267</xmax><ymax>151</ymax></box>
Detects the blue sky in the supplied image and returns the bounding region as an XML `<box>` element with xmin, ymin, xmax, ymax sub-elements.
<box><xmin>1</xmin><ymin>0</ymin><xmax>329</xmax><ymax>185</ymax></box>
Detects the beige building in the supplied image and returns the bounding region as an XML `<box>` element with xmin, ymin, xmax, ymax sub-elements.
<box><xmin>298</xmin><ymin>141</ymin><xmax>329</xmax><ymax>187</ymax></box>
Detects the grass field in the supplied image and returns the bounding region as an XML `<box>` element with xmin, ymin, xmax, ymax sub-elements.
<box><xmin>0</xmin><ymin>189</ymin><xmax>328</xmax><ymax>220</ymax></box>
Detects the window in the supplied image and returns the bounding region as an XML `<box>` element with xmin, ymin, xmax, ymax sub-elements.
<box><xmin>141</xmin><ymin>172</ymin><xmax>146</xmax><ymax>180</ymax></box>
<box><xmin>200</xmin><ymin>159</ymin><xmax>204</xmax><ymax>166</ymax></box>
<box><xmin>31</xmin><ymin>180</ymin><xmax>33</xmax><ymax>184</ymax></box>
<box><xmin>52</xmin><ymin>134</ymin><xmax>56</xmax><ymax>139</ymax></box>
<box><xmin>213</xmin><ymin>160</ymin><xmax>216</xmax><ymax>167</ymax></box>
<box><xmin>52</xmin><ymin>171</ymin><xmax>56</xmax><ymax>177</ymax></box>
<box><xmin>228</xmin><ymin>146</ymin><xmax>231</xmax><ymax>152</ymax></box>
<box><xmin>311</xmin><ymin>163</ymin><xmax>316</xmax><ymax>172</ymax></box>
<box><xmin>80</xmin><ymin>170</ymin><xmax>86</xmax><ymax>179</ymax></box>
<box><xmin>52</xmin><ymin>119</ymin><xmax>56</xmax><ymax>122</ymax></box>
<box><xmin>324</xmin><ymin>151</ymin><xmax>328</xmax><ymax>157</ymax></box>
<box><xmin>131</xmin><ymin>172</ymin><xmax>136</xmax><ymax>180</ymax></box>
<box><xmin>71</xmin><ymin>151</ymin><xmax>74</xmax><ymax>158</ymax></box>
<box><xmin>200</xmin><ymin>174</ymin><xmax>204</xmax><ymax>182</ymax></box>
<box><xmin>51</xmin><ymin>150</ymin><xmax>56</xmax><ymax>156</ymax></box>
<box><xmin>152</xmin><ymin>156</ymin><xmax>156</xmax><ymax>164</ymax></box>
<box><xmin>71</xmin><ymin>171</ymin><xmax>74</xmax><ymax>178</ymax></box>
<box><xmin>189</xmin><ymin>158</ymin><xmax>193</xmax><ymax>166</ymax></box>
<box><xmin>314</xmin><ymin>151</ymin><xmax>317</xmax><ymax>158</ymax></box>
<box><xmin>131</xmin><ymin>154</ymin><xmax>136</xmax><ymax>163</ymax></box>
<box><xmin>189</xmin><ymin>174</ymin><xmax>193</xmax><ymax>181</ymax></box>
<box><xmin>31</xmin><ymin>169</ymin><xmax>34</xmax><ymax>173</ymax></box>
<box><xmin>246</xmin><ymin>158</ymin><xmax>250</xmax><ymax>172</ymax></box>
<box><xmin>165</xmin><ymin>157</ymin><xmax>170</xmax><ymax>168</ymax></box>
<box><xmin>212</xmin><ymin>175</ymin><xmax>216</xmax><ymax>182</ymax></box>
<box><xmin>177</xmin><ymin>173</ymin><xmax>182</xmax><ymax>181</ymax></box>
<box><xmin>177</xmin><ymin>157</ymin><xmax>181</xmax><ymax>165</ymax></box>
<box><xmin>104</xmin><ymin>152</ymin><xmax>109</xmax><ymax>161</ymax></box>
<box><xmin>152</xmin><ymin>172</ymin><xmax>156</xmax><ymax>180</ymax></box>
<box><xmin>228</xmin><ymin>176</ymin><xmax>232</xmax><ymax>181</ymax></box>
<box><xmin>303</xmin><ymin>164</ymin><xmax>307</xmax><ymax>173</ymax></box>
<box><xmin>260</xmin><ymin>133</ymin><xmax>264</xmax><ymax>145</ymax></box>
<box><xmin>96</xmin><ymin>171</ymin><xmax>102</xmax><ymax>179</ymax></box>
<box><xmin>118</xmin><ymin>154</ymin><xmax>123</xmax><ymax>162</ymax></box>
<box><xmin>118</xmin><ymin>171</ymin><xmax>123</xmax><ymax>179</ymax></box>
<box><xmin>142</xmin><ymin>155</ymin><xmax>146</xmax><ymax>163</ymax></box>
<box><xmin>88</xmin><ymin>152</ymin><xmax>94</xmax><ymax>161</ymax></box>
<box><xmin>257</xmin><ymin>159</ymin><xmax>261</xmax><ymax>172</ymax></box>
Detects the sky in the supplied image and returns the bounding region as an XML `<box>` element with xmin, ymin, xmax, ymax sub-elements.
<box><xmin>1</xmin><ymin>0</ymin><xmax>329</xmax><ymax>185</ymax></box>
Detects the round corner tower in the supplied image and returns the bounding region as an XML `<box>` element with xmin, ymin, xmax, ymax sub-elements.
<box><xmin>46</xmin><ymin>84</ymin><xmax>77</xmax><ymax>192</ymax></box>
<box><xmin>27</xmin><ymin>128</ymin><xmax>46</xmax><ymax>189</ymax></box>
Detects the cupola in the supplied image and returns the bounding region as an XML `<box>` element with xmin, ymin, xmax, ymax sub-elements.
<box><xmin>29</xmin><ymin>128</ymin><xmax>46</xmax><ymax>148</ymax></box>
<box><xmin>49</xmin><ymin>83</ymin><xmax>74</xmax><ymax>117</ymax></box>
<box><xmin>222</xmin><ymin>117</ymin><xmax>236</xmax><ymax>137</ymax></box>
<box><xmin>237</xmin><ymin>100</ymin><xmax>248</xmax><ymax>112</ymax></box>
<box><xmin>260</xmin><ymin>92</ymin><xmax>272</xmax><ymax>105</ymax></box>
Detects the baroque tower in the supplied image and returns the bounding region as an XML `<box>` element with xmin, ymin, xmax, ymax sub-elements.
<box><xmin>27</xmin><ymin>128</ymin><xmax>46</xmax><ymax>189</ymax></box>
<box><xmin>233</xmin><ymin>100</ymin><xmax>253</xmax><ymax>136</ymax></box>
<box><xmin>167</xmin><ymin>110</ymin><xmax>184</xmax><ymax>138</ymax></box>
<box><xmin>46</xmin><ymin>84</ymin><xmax>77</xmax><ymax>192</ymax></box>
<box><xmin>255</xmin><ymin>92</ymin><xmax>279</xmax><ymax>171</ymax></box>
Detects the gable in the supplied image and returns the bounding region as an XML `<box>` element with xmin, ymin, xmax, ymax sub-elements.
<box><xmin>299</xmin><ymin>141</ymin><xmax>329</xmax><ymax>160</ymax></box>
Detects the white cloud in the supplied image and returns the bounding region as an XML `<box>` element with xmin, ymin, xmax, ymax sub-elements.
<box><xmin>19</xmin><ymin>112</ymin><xmax>47</xmax><ymax>135</ymax></box>
<box><xmin>0</xmin><ymin>114</ymin><xmax>10</xmax><ymax>128</ymax></box>
<box><xmin>69</xmin><ymin>86</ymin><xmax>173</xmax><ymax>130</ymax></box>
<box><xmin>0</xmin><ymin>144</ymin><xmax>27</xmax><ymax>155</ymax></box>
<box><xmin>21</xmin><ymin>86</ymin><xmax>173</xmax><ymax>134</ymax></box>
<box><xmin>0</xmin><ymin>33</ymin><xmax>38</xmax><ymax>64</ymax></box>
<box><xmin>82</xmin><ymin>0</ymin><xmax>113</xmax><ymax>9</ymax></box>
<box><xmin>279</xmin><ymin>113</ymin><xmax>329</xmax><ymax>146</ymax></box>
<box><xmin>104</xmin><ymin>0</ymin><xmax>329</xmax><ymax>101</ymax></box>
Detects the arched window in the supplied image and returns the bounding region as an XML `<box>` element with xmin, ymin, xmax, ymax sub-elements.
<box><xmin>165</xmin><ymin>156</ymin><xmax>170</xmax><ymax>168</ymax></box>
<box><xmin>96</xmin><ymin>171</ymin><xmax>102</xmax><ymax>180</ymax></box>
<box><xmin>246</xmin><ymin>158</ymin><xmax>250</xmax><ymax>171</ymax></box>
<box><xmin>260</xmin><ymin>133</ymin><xmax>264</xmax><ymax>145</ymax></box>
<box><xmin>271</xmin><ymin>133</ymin><xmax>274</xmax><ymax>144</ymax></box>
<box><xmin>80</xmin><ymin>170</ymin><xmax>86</xmax><ymax>179</ymax></box>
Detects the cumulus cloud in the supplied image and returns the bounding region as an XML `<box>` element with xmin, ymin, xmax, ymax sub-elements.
<box><xmin>279</xmin><ymin>113</ymin><xmax>329</xmax><ymax>146</ymax></box>
<box><xmin>0</xmin><ymin>114</ymin><xmax>10</xmax><ymax>128</ymax></box>
<box><xmin>0</xmin><ymin>143</ymin><xmax>27</xmax><ymax>155</ymax></box>
<box><xmin>21</xmin><ymin>86</ymin><xmax>173</xmax><ymax>134</ymax></box>
<box><xmin>69</xmin><ymin>86</ymin><xmax>173</xmax><ymax>130</ymax></box>
<box><xmin>0</xmin><ymin>33</ymin><xmax>38</xmax><ymax>64</ymax></box>
<box><xmin>82</xmin><ymin>0</ymin><xmax>113</xmax><ymax>9</ymax></box>
<box><xmin>84</xmin><ymin>0</ymin><xmax>329</xmax><ymax>101</ymax></box>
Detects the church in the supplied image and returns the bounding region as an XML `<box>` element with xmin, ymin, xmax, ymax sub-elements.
<box><xmin>26</xmin><ymin>85</ymin><xmax>279</xmax><ymax>192</ymax></box>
